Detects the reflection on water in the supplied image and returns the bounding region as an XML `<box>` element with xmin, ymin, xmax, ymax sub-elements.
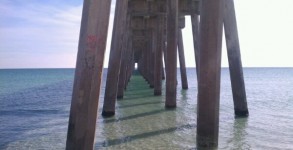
<box><xmin>230</xmin><ymin>118</ymin><xmax>250</xmax><ymax>149</ymax></box>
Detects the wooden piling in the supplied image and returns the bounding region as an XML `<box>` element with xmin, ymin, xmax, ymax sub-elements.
<box><xmin>163</xmin><ymin>48</ymin><xmax>167</xmax><ymax>80</ymax></box>
<box><xmin>125</xmin><ymin>36</ymin><xmax>134</xmax><ymax>88</ymax></box>
<box><xmin>224</xmin><ymin>0</ymin><xmax>249</xmax><ymax>117</ymax></box>
<box><xmin>149</xmin><ymin>30</ymin><xmax>155</xmax><ymax>88</ymax></box>
<box><xmin>102</xmin><ymin>0</ymin><xmax>128</xmax><ymax>117</ymax></box>
<box><xmin>191</xmin><ymin>14</ymin><xmax>200</xmax><ymax>80</ymax></box>
<box><xmin>66</xmin><ymin>0</ymin><xmax>111</xmax><ymax>149</ymax></box>
<box><xmin>146</xmin><ymin>41</ymin><xmax>151</xmax><ymax>84</ymax></box>
<box><xmin>165</xmin><ymin>0</ymin><xmax>178</xmax><ymax>108</ymax></box>
<box><xmin>117</xmin><ymin>40</ymin><xmax>128</xmax><ymax>99</ymax></box>
<box><xmin>162</xmin><ymin>63</ymin><xmax>165</xmax><ymax>80</ymax></box>
<box><xmin>117</xmin><ymin>14</ymin><xmax>131</xmax><ymax>99</ymax></box>
<box><xmin>177</xmin><ymin>29</ymin><xmax>188</xmax><ymax>89</ymax></box>
<box><xmin>196</xmin><ymin>0</ymin><xmax>224</xmax><ymax>148</ymax></box>
<box><xmin>141</xmin><ymin>47</ymin><xmax>148</xmax><ymax>80</ymax></box>
<box><xmin>154</xmin><ymin>15</ymin><xmax>164</xmax><ymax>96</ymax></box>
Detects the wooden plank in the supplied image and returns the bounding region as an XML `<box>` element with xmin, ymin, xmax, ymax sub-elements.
<box><xmin>224</xmin><ymin>0</ymin><xmax>249</xmax><ymax>117</ymax></box>
<box><xmin>102</xmin><ymin>0</ymin><xmax>128</xmax><ymax>117</ymax></box>
<box><xmin>196</xmin><ymin>0</ymin><xmax>224</xmax><ymax>148</ymax></box>
<box><xmin>66</xmin><ymin>0</ymin><xmax>111</xmax><ymax>149</ymax></box>
<box><xmin>165</xmin><ymin>0</ymin><xmax>178</xmax><ymax>108</ymax></box>
<box><xmin>179</xmin><ymin>0</ymin><xmax>200</xmax><ymax>15</ymax></box>
<box><xmin>178</xmin><ymin>29</ymin><xmax>188</xmax><ymax>89</ymax></box>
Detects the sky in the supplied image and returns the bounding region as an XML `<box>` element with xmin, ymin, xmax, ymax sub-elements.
<box><xmin>1</xmin><ymin>0</ymin><xmax>293</xmax><ymax>68</ymax></box>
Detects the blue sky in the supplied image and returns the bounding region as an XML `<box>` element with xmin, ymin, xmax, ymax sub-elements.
<box><xmin>1</xmin><ymin>0</ymin><xmax>293</xmax><ymax>68</ymax></box>
<box><xmin>0</xmin><ymin>0</ymin><xmax>84</xmax><ymax>68</ymax></box>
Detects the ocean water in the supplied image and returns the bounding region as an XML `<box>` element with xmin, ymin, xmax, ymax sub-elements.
<box><xmin>0</xmin><ymin>68</ymin><xmax>292</xmax><ymax>149</ymax></box>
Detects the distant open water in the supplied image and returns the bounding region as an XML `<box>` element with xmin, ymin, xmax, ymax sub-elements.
<box><xmin>0</xmin><ymin>68</ymin><xmax>292</xmax><ymax>149</ymax></box>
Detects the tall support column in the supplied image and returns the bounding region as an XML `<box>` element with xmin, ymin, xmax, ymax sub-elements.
<box><xmin>178</xmin><ymin>29</ymin><xmax>188</xmax><ymax>89</ymax></box>
<box><xmin>117</xmin><ymin>14</ymin><xmax>131</xmax><ymax>99</ymax></box>
<box><xmin>144</xmin><ymin>41</ymin><xmax>151</xmax><ymax>84</ymax></box>
<box><xmin>149</xmin><ymin>30</ymin><xmax>155</xmax><ymax>88</ymax></box>
<box><xmin>125</xmin><ymin>34</ymin><xmax>134</xmax><ymax>88</ymax></box>
<box><xmin>191</xmin><ymin>14</ymin><xmax>200</xmax><ymax>80</ymax></box>
<box><xmin>165</xmin><ymin>0</ymin><xmax>178</xmax><ymax>108</ymax></box>
<box><xmin>117</xmin><ymin>40</ymin><xmax>128</xmax><ymax>99</ymax></box>
<box><xmin>224</xmin><ymin>0</ymin><xmax>249</xmax><ymax>117</ymax></box>
<box><xmin>102</xmin><ymin>0</ymin><xmax>128</xmax><ymax>117</ymax></box>
<box><xmin>163</xmin><ymin>48</ymin><xmax>167</xmax><ymax>80</ymax></box>
<box><xmin>66</xmin><ymin>0</ymin><xmax>111</xmax><ymax>149</ymax></box>
<box><xmin>162</xmin><ymin>63</ymin><xmax>165</xmax><ymax>80</ymax></box>
<box><xmin>142</xmin><ymin>47</ymin><xmax>148</xmax><ymax>80</ymax></box>
<box><xmin>154</xmin><ymin>15</ymin><xmax>164</xmax><ymax>96</ymax></box>
<box><xmin>162</xmin><ymin>16</ymin><xmax>167</xmax><ymax>81</ymax></box>
<box><xmin>196</xmin><ymin>0</ymin><xmax>224</xmax><ymax>148</ymax></box>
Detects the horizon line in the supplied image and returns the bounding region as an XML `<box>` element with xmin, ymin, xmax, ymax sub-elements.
<box><xmin>1</xmin><ymin>66</ymin><xmax>293</xmax><ymax>70</ymax></box>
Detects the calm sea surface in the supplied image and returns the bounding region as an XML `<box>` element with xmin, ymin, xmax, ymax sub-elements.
<box><xmin>0</xmin><ymin>68</ymin><xmax>292</xmax><ymax>150</ymax></box>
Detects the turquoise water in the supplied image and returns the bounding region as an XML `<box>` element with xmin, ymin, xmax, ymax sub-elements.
<box><xmin>0</xmin><ymin>68</ymin><xmax>293</xmax><ymax>149</ymax></box>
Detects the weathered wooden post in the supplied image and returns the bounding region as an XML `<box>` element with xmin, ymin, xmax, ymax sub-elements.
<box><xmin>196</xmin><ymin>0</ymin><xmax>224</xmax><ymax>148</ymax></box>
<box><xmin>66</xmin><ymin>0</ymin><xmax>111</xmax><ymax>149</ymax></box>
<box><xmin>102</xmin><ymin>0</ymin><xmax>128</xmax><ymax>117</ymax></box>
<box><xmin>162</xmin><ymin>64</ymin><xmax>165</xmax><ymax>80</ymax></box>
<box><xmin>125</xmin><ymin>35</ymin><xmax>134</xmax><ymax>88</ymax></box>
<box><xmin>154</xmin><ymin>15</ymin><xmax>164</xmax><ymax>96</ymax></box>
<box><xmin>149</xmin><ymin>29</ymin><xmax>155</xmax><ymax>88</ymax></box>
<box><xmin>144</xmin><ymin>38</ymin><xmax>151</xmax><ymax>84</ymax></box>
<box><xmin>165</xmin><ymin>0</ymin><xmax>178</xmax><ymax>108</ymax></box>
<box><xmin>177</xmin><ymin>23</ymin><xmax>188</xmax><ymax>89</ymax></box>
<box><xmin>224</xmin><ymin>0</ymin><xmax>249</xmax><ymax>117</ymax></box>
<box><xmin>141</xmin><ymin>46</ymin><xmax>147</xmax><ymax>79</ymax></box>
<box><xmin>191</xmin><ymin>14</ymin><xmax>200</xmax><ymax>80</ymax></box>
<box><xmin>117</xmin><ymin>41</ymin><xmax>128</xmax><ymax>99</ymax></box>
<box><xmin>117</xmin><ymin>14</ymin><xmax>131</xmax><ymax>99</ymax></box>
<box><xmin>117</xmin><ymin>49</ymin><xmax>127</xmax><ymax>99</ymax></box>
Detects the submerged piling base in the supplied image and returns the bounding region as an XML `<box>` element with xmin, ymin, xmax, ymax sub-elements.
<box><xmin>235</xmin><ymin>110</ymin><xmax>249</xmax><ymax>117</ymax></box>
<box><xmin>102</xmin><ymin>111</ymin><xmax>115</xmax><ymax>117</ymax></box>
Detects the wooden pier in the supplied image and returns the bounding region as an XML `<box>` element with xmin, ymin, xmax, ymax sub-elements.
<box><xmin>66</xmin><ymin>0</ymin><xmax>249</xmax><ymax>149</ymax></box>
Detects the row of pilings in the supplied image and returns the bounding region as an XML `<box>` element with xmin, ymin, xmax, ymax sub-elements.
<box><xmin>66</xmin><ymin>0</ymin><xmax>249</xmax><ymax>149</ymax></box>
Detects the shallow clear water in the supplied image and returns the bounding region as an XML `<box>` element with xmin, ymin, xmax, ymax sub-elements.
<box><xmin>0</xmin><ymin>68</ymin><xmax>292</xmax><ymax>149</ymax></box>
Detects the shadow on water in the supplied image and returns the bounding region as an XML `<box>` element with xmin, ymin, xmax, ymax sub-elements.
<box><xmin>103</xmin><ymin>109</ymin><xmax>167</xmax><ymax>123</ymax></box>
<box><xmin>96</xmin><ymin>124</ymin><xmax>196</xmax><ymax>147</ymax></box>
<box><xmin>98</xmin><ymin>71</ymin><xmax>198</xmax><ymax>148</ymax></box>
<box><xmin>117</xmin><ymin>101</ymin><xmax>163</xmax><ymax>109</ymax></box>
<box><xmin>120</xmin><ymin>95</ymin><xmax>154</xmax><ymax>101</ymax></box>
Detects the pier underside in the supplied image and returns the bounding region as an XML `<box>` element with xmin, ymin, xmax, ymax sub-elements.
<box><xmin>66</xmin><ymin>0</ymin><xmax>249</xmax><ymax>149</ymax></box>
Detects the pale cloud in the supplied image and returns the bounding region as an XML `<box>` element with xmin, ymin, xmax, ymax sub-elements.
<box><xmin>0</xmin><ymin>0</ymin><xmax>117</xmax><ymax>68</ymax></box>
<box><xmin>1</xmin><ymin>0</ymin><xmax>293</xmax><ymax>68</ymax></box>
<box><xmin>0</xmin><ymin>1</ymin><xmax>82</xmax><ymax>68</ymax></box>
<box><xmin>182</xmin><ymin>0</ymin><xmax>293</xmax><ymax>67</ymax></box>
